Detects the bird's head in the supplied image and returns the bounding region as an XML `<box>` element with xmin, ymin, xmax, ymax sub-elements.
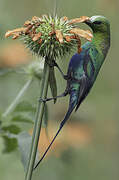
<box><xmin>84</xmin><ymin>16</ymin><xmax>110</xmax><ymax>33</ymax></box>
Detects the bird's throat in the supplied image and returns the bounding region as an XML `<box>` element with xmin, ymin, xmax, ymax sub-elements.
<box><xmin>92</xmin><ymin>31</ymin><xmax>110</xmax><ymax>57</ymax></box>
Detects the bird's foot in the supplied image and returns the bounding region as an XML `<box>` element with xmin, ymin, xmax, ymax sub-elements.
<box><xmin>63</xmin><ymin>75</ymin><xmax>68</xmax><ymax>80</ymax></box>
<box><xmin>39</xmin><ymin>98</ymin><xmax>47</xmax><ymax>102</ymax></box>
<box><xmin>45</xmin><ymin>58</ymin><xmax>57</xmax><ymax>68</ymax></box>
<box><xmin>39</xmin><ymin>97</ymin><xmax>55</xmax><ymax>102</ymax></box>
<box><xmin>45</xmin><ymin>57</ymin><xmax>68</xmax><ymax>80</ymax></box>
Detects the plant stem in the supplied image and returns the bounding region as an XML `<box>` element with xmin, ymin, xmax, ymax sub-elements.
<box><xmin>2</xmin><ymin>78</ymin><xmax>33</xmax><ymax>118</ymax></box>
<box><xmin>25</xmin><ymin>60</ymin><xmax>50</xmax><ymax>180</ymax></box>
<box><xmin>53</xmin><ymin>0</ymin><xmax>57</xmax><ymax>17</ymax></box>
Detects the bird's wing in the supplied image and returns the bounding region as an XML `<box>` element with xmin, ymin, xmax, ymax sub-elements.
<box><xmin>75</xmin><ymin>73</ymin><xmax>89</xmax><ymax>111</ymax></box>
<box><xmin>75</xmin><ymin>48</ymin><xmax>96</xmax><ymax>111</ymax></box>
<box><xmin>67</xmin><ymin>45</ymin><xmax>96</xmax><ymax>111</ymax></box>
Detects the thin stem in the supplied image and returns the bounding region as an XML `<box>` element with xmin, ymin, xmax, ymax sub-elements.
<box><xmin>53</xmin><ymin>0</ymin><xmax>57</xmax><ymax>17</ymax></box>
<box><xmin>2</xmin><ymin>78</ymin><xmax>33</xmax><ymax>118</ymax></box>
<box><xmin>25</xmin><ymin>60</ymin><xmax>50</xmax><ymax>180</ymax></box>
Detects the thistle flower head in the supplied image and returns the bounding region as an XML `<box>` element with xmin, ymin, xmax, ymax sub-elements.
<box><xmin>5</xmin><ymin>15</ymin><xmax>93</xmax><ymax>59</ymax></box>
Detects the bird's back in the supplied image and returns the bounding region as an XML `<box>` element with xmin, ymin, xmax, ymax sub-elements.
<box><xmin>67</xmin><ymin>42</ymin><xmax>93</xmax><ymax>80</ymax></box>
<box><xmin>66</xmin><ymin>41</ymin><xmax>98</xmax><ymax>109</ymax></box>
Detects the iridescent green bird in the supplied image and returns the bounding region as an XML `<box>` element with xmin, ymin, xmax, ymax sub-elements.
<box><xmin>34</xmin><ymin>15</ymin><xmax>110</xmax><ymax>169</ymax></box>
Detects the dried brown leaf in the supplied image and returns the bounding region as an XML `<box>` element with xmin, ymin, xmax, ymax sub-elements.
<box><xmin>35</xmin><ymin>22</ymin><xmax>42</xmax><ymax>26</ymax></box>
<box><xmin>49</xmin><ymin>31</ymin><xmax>55</xmax><ymax>36</ymax></box>
<box><xmin>5</xmin><ymin>31</ymin><xmax>14</xmax><ymax>38</ymax></box>
<box><xmin>12</xmin><ymin>34</ymin><xmax>20</xmax><ymax>40</ymax></box>
<box><xmin>78</xmin><ymin>47</ymin><xmax>82</xmax><ymax>54</ymax></box>
<box><xmin>24</xmin><ymin>24</ymin><xmax>34</xmax><ymax>34</ymax></box>
<box><xmin>32</xmin><ymin>32</ymin><xmax>42</xmax><ymax>41</ymax></box>
<box><xmin>11</xmin><ymin>28</ymin><xmax>26</xmax><ymax>33</ymax></box>
<box><xmin>70</xmin><ymin>35</ymin><xmax>77</xmax><ymax>39</ymax></box>
<box><xmin>32</xmin><ymin>16</ymin><xmax>40</xmax><ymax>21</ymax></box>
<box><xmin>73</xmin><ymin>36</ymin><xmax>82</xmax><ymax>54</ymax></box>
<box><xmin>65</xmin><ymin>35</ymin><xmax>79</xmax><ymax>42</ymax></box>
<box><xmin>55</xmin><ymin>30</ymin><xmax>63</xmax><ymax>43</ymax></box>
<box><xmin>38</xmin><ymin>39</ymin><xmax>42</xmax><ymax>44</ymax></box>
<box><xmin>85</xmin><ymin>30</ymin><xmax>93</xmax><ymax>38</ymax></box>
<box><xmin>61</xmin><ymin>16</ymin><xmax>68</xmax><ymax>21</ymax></box>
<box><xmin>69</xmin><ymin>16</ymin><xmax>90</xmax><ymax>24</ymax></box>
<box><xmin>24</xmin><ymin>20</ymin><xmax>31</xmax><ymax>26</ymax></box>
<box><xmin>5</xmin><ymin>28</ymin><xmax>26</xmax><ymax>38</ymax></box>
<box><xmin>77</xmin><ymin>37</ymin><xmax>82</xmax><ymax>53</ymax></box>
<box><xmin>65</xmin><ymin>35</ymin><xmax>71</xmax><ymax>42</ymax></box>
<box><xmin>70</xmin><ymin>28</ymin><xmax>93</xmax><ymax>41</ymax></box>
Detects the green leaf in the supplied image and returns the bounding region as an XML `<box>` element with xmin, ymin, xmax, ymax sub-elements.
<box><xmin>42</xmin><ymin>104</ymin><xmax>48</xmax><ymax>128</ymax></box>
<box><xmin>17</xmin><ymin>132</ymin><xmax>39</xmax><ymax>171</ymax></box>
<box><xmin>2</xmin><ymin>124</ymin><xmax>21</xmax><ymax>134</ymax></box>
<box><xmin>2</xmin><ymin>135</ymin><xmax>18</xmax><ymax>153</ymax></box>
<box><xmin>11</xmin><ymin>114</ymin><xmax>34</xmax><ymax>124</ymax></box>
<box><xmin>13</xmin><ymin>101</ymin><xmax>36</xmax><ymax>113</ymax></box>
<box><xmin>49</xmin><ymin>67</ymin><xmax>57</xmax><ymax>103</ymax></box>
<box><xmin>11</xmin><ymin>101</ymin><xmax>36</xmax><ymax>124</ymax></box>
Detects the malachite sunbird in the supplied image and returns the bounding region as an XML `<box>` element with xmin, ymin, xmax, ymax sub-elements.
<box><xmin>34</xmin><ymin>15</ymin><xmax>110</xmax><ymax>169</ymax></box>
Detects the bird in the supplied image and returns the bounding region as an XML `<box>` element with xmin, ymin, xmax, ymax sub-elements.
<box><xmin>34</xmin><ymin>15</ymin><xmax>110</xmax><ymax>169</ymax></box>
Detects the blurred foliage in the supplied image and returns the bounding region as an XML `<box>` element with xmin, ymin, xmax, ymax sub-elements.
<box><xmin>0</xmin><ymin>0</ymin><xmax>119</xmax><ymax>180</ymax></box>
<box><xmin>0</xmin><ymin>98</ymin><xmax>49</xmax><ymax>170</ymax></box>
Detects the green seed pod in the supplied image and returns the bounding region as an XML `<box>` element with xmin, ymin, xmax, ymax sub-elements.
<box><xmin>21</xmin><ymin>15</ymin><xmax>78</xmax><ymax>59</ymax></box>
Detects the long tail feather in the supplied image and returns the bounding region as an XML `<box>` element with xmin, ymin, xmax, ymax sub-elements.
<box><xmin>34</xmin><ymin>93</ymin><xmax>77</xmax><ymax>170</ymax></box>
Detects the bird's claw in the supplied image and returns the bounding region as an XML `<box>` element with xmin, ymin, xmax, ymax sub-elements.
<box><xmin>52</xmin><ymin>60</ymin><xmax>58</xmax><ymax>67</ymax></box>
<box><xmin>39</xmin><ymin>98</ymin><xmax>47</xmax><ymax>103</ymax></box>
<box><xmin>45</xmin><ymin>59</ymin><xmax>57</xmax><ymax>68</ymax></box>
<box><xmin>63</xmin><ymin>75</ymin><xmax>68</xmax><ymax>80</ymax></box>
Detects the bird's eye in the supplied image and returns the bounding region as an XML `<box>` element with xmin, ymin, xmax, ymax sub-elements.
<box><xmin>93</xmin><ymin>21</ymin><xmax>102</xmax><ymax>25</ymax></box>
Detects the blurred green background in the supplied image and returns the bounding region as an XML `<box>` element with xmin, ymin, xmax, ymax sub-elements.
<box><xmin>0</xmin><ymin>0</ymin><xmax>119</xmax><ymax>180</ymax></box>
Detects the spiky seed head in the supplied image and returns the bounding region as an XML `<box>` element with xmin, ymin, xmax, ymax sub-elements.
<box><xmin>5</xmin><ymin>15</ymin><xmax>93</xmax><ymax>60</ymax></box>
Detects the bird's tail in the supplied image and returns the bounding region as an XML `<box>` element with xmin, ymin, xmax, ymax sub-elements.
<box><xmin>34</xmin><ymin>91</ymin><xmax>77</xmax><ymax>170</ymax></box>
